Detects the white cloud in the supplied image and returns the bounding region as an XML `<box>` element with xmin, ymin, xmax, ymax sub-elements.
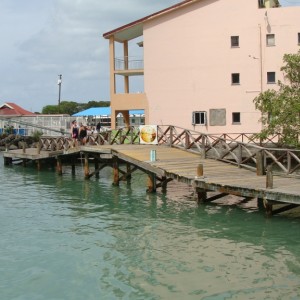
<box><xmin>0</xmin><ymin>0</ymin><xmax>180</xmax><ymax>112</ymax></box>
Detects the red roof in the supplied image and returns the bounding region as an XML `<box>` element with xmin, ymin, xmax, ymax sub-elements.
<box><xmin>103</xmin><ymin>0</ymin><xmax>199</xmax><ymax>41</ymax></box>
<box><xmin>0</xmin><ymin>102</ymin><xmax>35</xmax><ymax>116</ymax></box>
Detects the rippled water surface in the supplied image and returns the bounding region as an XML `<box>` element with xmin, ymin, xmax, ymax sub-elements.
<box><xmin>0</xmin><ymin>154</ymin><xmax>300</xmax><ymax>300</ymax></box>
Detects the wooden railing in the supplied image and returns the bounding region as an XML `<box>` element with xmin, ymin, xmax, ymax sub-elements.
<box><xmin>39</xmin><ymin>125</ymin><xmax>300</xmax><ymax>177</ymax></box>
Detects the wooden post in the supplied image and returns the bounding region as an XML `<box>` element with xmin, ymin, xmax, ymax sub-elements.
<box><xmin>147</xmin><ymin>172</ymin><xmax>156</xmax><ymax>193</ymax></box>
<box><xmin>37</xmin><ymin>141</ymin><xmax>41</xmax><ymax>154</ymax></box>
<box><xmin>256</xmin><ymin>151</ymin><xmax>265</xmax><ymax>176</ymax></box>
<box><xmin>22</xmin><ymin>142</ymin><xmax>26</xmax><ymax>154</ymax></box>
<box><xmin>130</xmin><ymin>127</ymin><xmax>134</xmax><ymax>144</ymax></box>
<box><xmin>195</xmin><ymin>188</ymin><xmax>207</xmax><ymax>204</ymax></box>
<box><xmin>238</xmin><ymin>144</ymin><xmax>242</xmax><ymax>167</ymax></box>
<box><xmin>4</xmin><ymin>157</ymin><xmax>12</xmax><ymax>166</ymax></box>
<box><xmin>257</xmin><ymin>197</ymin><xmax>265</xmax><ymax>211</ymax></box>
<box><xmin>94</xmin><ymin>159</ymin><xmax>100</xmax><ymax>179</ymax></box>
<box><xmin>185</xmin><ymin>131</ymin><xmax>190</xmax><ymax>149</ymax></box>
<box><xmin>162</xmin><ymin>176</ymin><xmax>167</xmax><ymax>193</ymax></box>
<box><xmin>84</xmin><ymin>153</ymin><xmax>89</xmax><ymax>179</ymax></box>
<box><xmin>126</xmin><ymin>163</ymin><xmax>132</xmax><ymax>183</ymax></box>
<box><xmin>201</xmin><ymin>136</ymin><xmax>206</xmax><ymax>159</ymax></box>
<box><xmin>196</xmin><ymin>164</ymin><xmax>204</xmax><ymax>178</ymax></box>
<box><xmin>112</xmin><ymin>156</ymin><xmax>119</xmax><ymax>186</ymax></box>
<box><xmin>108</xmin><ymin>131</ymin><xmax>112</xmax><ymax>144</ymax></box>
<box><xmin>265</xmin><ymin>202</ymin><xmax>273</xmax><ymax>216</ymax></box>
<box><xmin>169</xmin><ymin>126</ymin><xmax>173</xmax><ymax>147</ymax></box>
<box><xmin>263</xmin><ymin>197</ymin><xmax>273</xmax><ymax>217</ymax></box>
<box><xmin>56</xmin><ymin>157</ymin><xmax>63</xmax><ymax>175</ymax></box>
<box><xmin>266</xmin><ymin>165</ymin><xmax>273</xmax><ymax>189</ymax></box>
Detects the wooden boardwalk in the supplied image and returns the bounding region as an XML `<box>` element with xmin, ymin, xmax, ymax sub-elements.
<box><xmin>86</xmin><ymin>145</ymin><xmax>300</xmax><ymax>203</ymax></box>
<box><xmin>4</xmin><ymin>144</ymin><xmax>300</xmax><ymax>215</ymax></box>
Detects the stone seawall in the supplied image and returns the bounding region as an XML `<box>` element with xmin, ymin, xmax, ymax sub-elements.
<box><xmin>0</xmin><ymin>134</ymin><xmax>36</xmax><ymax>151</ymax></box>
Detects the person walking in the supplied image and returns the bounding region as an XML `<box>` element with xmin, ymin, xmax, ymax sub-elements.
<box><xmin>71</xmin><ymin>120</ymin><xmax>79</xmax><ymax>147</ymax></box>
<box><xmin>79</xmin><ymin>123</ymin><xmax>87</xmax><ymax>145</ymax></box>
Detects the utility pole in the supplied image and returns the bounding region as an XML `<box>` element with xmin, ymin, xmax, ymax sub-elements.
<box><xmin>58</xmin><ymin>74</ymin><xmax>62</xmax><ymax>112</ymax></box>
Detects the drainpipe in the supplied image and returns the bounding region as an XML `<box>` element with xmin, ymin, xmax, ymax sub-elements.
<box><xmin>259</xmin><ymin>24</ymin><xmax>263</xmax><ymax>94</ymax></box>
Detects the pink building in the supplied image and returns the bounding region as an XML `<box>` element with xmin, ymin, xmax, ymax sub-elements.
<box><xmin>103</xmin><ymin>0</ymin><xmax>300</xmax><ymax>133</ymax></box>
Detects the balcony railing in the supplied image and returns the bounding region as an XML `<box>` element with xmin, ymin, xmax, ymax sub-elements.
<box><xmin>114</xmin><ymin>56</ymin><xmax>144</xmax><ymax>71</ymax></box>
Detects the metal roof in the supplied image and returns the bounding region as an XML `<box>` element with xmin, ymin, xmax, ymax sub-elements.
<box><xmin>103</xmin><ymin>0</ymin><xmax>200</xmax><ymax>42</ymax></box>
<box><xmin>72</xmin><ymin>107</ymin><xmax>144</xmax><ymax>117</ymax></box>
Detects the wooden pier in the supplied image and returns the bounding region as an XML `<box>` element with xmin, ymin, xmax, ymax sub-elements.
<box><xmin>4</xmin><ymin>140</ymin><xmax>300</xmax><ymax>217</ymax></box>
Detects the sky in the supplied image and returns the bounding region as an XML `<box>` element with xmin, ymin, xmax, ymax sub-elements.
<box><xmin>1</xmin><ymin>0</ymin><xmax>300</xmax><ymax>113</ymax></box>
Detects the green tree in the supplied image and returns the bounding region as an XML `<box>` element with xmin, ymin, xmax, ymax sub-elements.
<box><xmin>42</xmin><ymin>105</ymin><xmax>59</xmax><ymax>114</ymax></box>
<box><xmin>253</xmin><ymin>50</ymin><xmax>300</xmax><ymax>147</ymax></box>
<box><xmin>41</xmin><ymin>100</ymin><xmax>110</xmax><ymax>115</ymax></box>
<box><xmin>59</xmin><ymin>101</ymin><xmax>79</xmax><ymax>115</ymax></box>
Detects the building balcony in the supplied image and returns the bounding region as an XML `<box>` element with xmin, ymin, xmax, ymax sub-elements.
<box><xmin>114</xmin><ymin>56</ymin><xmax>144</xmax><ymax>76</ymax></box>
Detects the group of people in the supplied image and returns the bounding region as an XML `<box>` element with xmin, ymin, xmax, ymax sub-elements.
<box><xmin>71</xmin><ymin>120</ymin><xmax>100</xmax><ymax>145</ymax></box>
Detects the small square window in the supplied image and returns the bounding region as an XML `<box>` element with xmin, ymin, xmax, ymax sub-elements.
<box><xmin>192</xmin><ymin>111</ymin><xmax>207</xmax><ymax>125</ymax></box>
<box><xmin>232</xmin><ymin>112</ymin><xmax>241</xmax><ymax>124</ymax></box>
<box><xmin>267</xmin><ymin>72</ymin><xmax>276</xmax><ymax>84</ymax></box>
<box><xmin>258</xmin><ymin>0</ymin><xmax>265</xmax><ymax>8</ymax></box>
<box><xmin>231</xmin><ymin>36</ymin><xmax>239</xmax><ymax>47</ymax></box>
<box><xmin>231</xmin><ymin>73</ymin><xmax>240</xmax><ymax>85</ymax></box>
<box><xmin>266</xmin><ymin>34</ymin><xmax>275</xmax><ymax>46</ymax></box>
<box><xmin>298</xmin><ymin>33</ymin><xmax>300</xmax><ymax>45</ymax></box>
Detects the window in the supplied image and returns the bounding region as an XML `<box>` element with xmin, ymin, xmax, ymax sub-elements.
<box><xmin>266</xmin><ymin>34</ymin><xmax>275</xmax><ymax>46</ymax></box>
<box><xmin>231</xmin><ymin>73</ymin><xmax>240</xmax><ymax>85</ymax></box>
<box><xmin>232</xmin><ymin>112</ymin><xmax>241</xmax><ymax>124</ymax></box>
<box><xmin>192</xmin><ymin>111</ymin><xmax>207</xmax><ymax>125</ymax></box>
<box><xmin>267</xmin><ymin>72</ymin><xmax>276</xmax><ymax>84</ymax></box>
<box><xmin>231</xmin><ymin>36</ymin><xmax>239</xmax><ymax>47</ymax></box>
<box><xmin>298</xmin><ymin>33</ymin><xmax>300</xmax><ymax>45</ymax></box>
<box><xmin>258</xmin><ymin>0</ymin><xmax>265</xmax><ymax>8</ymax></box>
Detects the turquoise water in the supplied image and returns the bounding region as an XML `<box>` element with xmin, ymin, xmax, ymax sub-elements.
<box><xmin>0</xmin><ymin>154</ymin><xmax>300</xmax><ymax>300</ymax></box>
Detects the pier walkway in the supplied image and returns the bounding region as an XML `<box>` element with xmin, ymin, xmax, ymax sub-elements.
<box><xmin>3</xmin><ymin>125</ymin><xmax>300</xmax><ymax>216</ymax></box>
<box><xmin>4</xmin><ymin>143</ymin><xmax>300</xmax><ymax>216</ymax></box>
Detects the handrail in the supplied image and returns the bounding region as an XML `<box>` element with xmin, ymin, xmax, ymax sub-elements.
<box><xmin>39</xmin><ymin>125</ymin><xmax>300</xmax><ymax>177</ymax></box>
<box><xmin>114</xmin><ymin>56</ymin><xmax>144</xmax><ymax>71</ymax></box>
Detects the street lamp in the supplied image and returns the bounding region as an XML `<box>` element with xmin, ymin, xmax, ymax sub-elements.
<box><xmin>57</xmin><ymin>74</ymin><xmax>62</xmax><ymax>109</ymax></box>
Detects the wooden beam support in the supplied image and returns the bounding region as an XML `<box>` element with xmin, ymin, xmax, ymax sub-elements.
<box><xmin>156</xmin><ymin>177</ymin><xmax>173</xmax><ymax>193</ymax></box>
<box><xmin>84</xmin><ymin>153</ymin><xmax>90</xmax><ymax>179</ymax></box>
<box><xmin>263</xmin><ymin>197</ymin><xmax>273</xmax><ymax>217</ymax></box>
<box><xmin>112</xmin><ymin>156</ymin><xmax>119</xmax><ymax>186</ymax></box>
<box><xmin>147</xmin><ymin>172</ymin><xmax>156</xmax><ymax>193</ymax></box>
<box><xmin>206</xmin><ymin>193</ymin><xmax>228</xmax><ymax>202</ymax></box>
<box><xmin>4</xmin><ymin>157</ymin><xmax>12</xmax><ymax>166</ymax></box>
<box><xmin>195</xmin><ymin>188</ymin><xmax>207</xmax><ymax>204</ymax></box>
<box><xmin>272</xmin><ymin>204</ymin><xmax>298</xmax><ymax>215</ymax></box>
<box><xmin>266</xmin><ymin>165</ymin><xmax>273</xmax><ymax>189</ymax></box>
<box><xmin>256</xmin><ymin>151</ymin><xmax>265</xmax><ymax>176</ymax></box>
<box><xmin>56</xmin><ymin>157</ymin><xmax>63</xmax><ymax>175</ymax></box>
